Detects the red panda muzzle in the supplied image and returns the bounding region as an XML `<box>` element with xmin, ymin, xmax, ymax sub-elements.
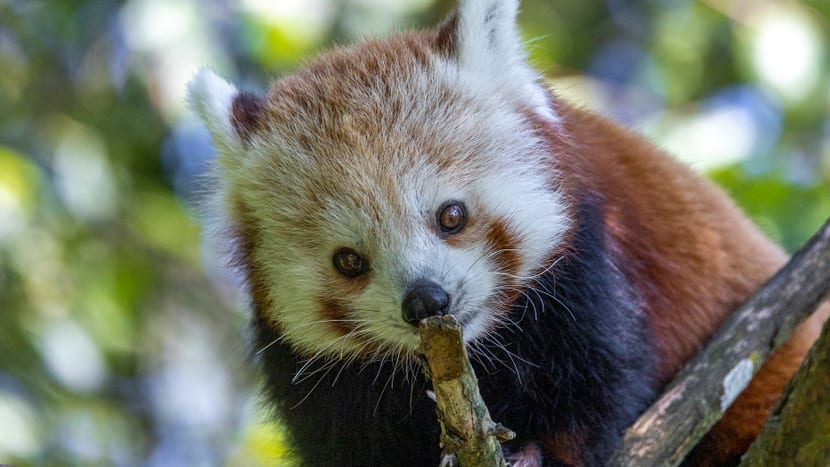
<box><xmin>402</xmin><ymin>279</ymin><xmax>451</xmax><ymax>324</ymax></box>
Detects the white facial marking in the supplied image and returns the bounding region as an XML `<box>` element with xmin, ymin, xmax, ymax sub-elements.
<box><xmin>190</xmin><ymin>2</ymin><xmax>571</xmax><ymax>361</ymax></box>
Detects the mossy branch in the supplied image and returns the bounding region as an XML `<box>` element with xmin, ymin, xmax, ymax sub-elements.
<box><xmin>739</xmin><ymin>316</ymin><xmax>830</xmax><ymax>465</ymax></box>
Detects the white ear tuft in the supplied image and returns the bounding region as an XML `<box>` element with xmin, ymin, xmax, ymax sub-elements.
<box><xmin>456</xmin><ymin>0</ymin><xmax>523</xmax><ymax>73</ymax></box>
<box><xmin>454</xmin><ymin>0</ymin><xmax>556</xmax><ymax>121</ymax></box>
<box><xmin>187</xmin><ymin>68</ymin><xmax>241</xmax><ymax>150</ymax></box>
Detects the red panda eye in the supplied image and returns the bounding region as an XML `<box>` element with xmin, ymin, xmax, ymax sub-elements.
<box><xmin>437</xmin><ymin>201</ymin><xmax>467</xmax><ymax>236</ymax></box>
<box><xmin>333</xmin><ymin>248</ymin><xmax>368</xmax><ymax>277</ymax></box>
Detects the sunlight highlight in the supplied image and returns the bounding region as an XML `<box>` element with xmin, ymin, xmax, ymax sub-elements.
<box><xmin>0</xmin><ymin>391</ymin><xmax>40</xmax><ymax>458</ymax></box>
<box><xmin>53</xmin><ymin>119</ymin><xmax>117</xmax><ymax>221</ymax></box>
<box><xmin>0</xmin><ymin>146</ymin><xmax>39</xmax><ymax>242</ymax></box>
<box><xmin>749</xmin><ymin>6</ymin><xmax>822</xmax><ymax>103</ymax></box>
<box><xmin>38</xmin><ymin>319</ymin><xmax>108</xmax><ymax>393</ymax></box>
<box><xmin>121</xmin><ymin>0</ymin><xmax>225</xmax><ymax>120</ymax></box>
<box><xmin>660</xmin><ymin>105</ymin><xmax>759</xmax><ymax>169</ymax></box>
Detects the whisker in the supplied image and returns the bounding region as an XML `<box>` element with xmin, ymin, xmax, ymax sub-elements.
<box><xmin>289</xmin><ymin>363</ymin><xmax>338</xmax><ymax>410</ymax></box>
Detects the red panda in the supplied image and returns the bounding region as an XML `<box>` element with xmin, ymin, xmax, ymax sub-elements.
<box><xmin>187</xmin><ymin>0</ymin><xmax>829</xmax><ymax>465</ymax></box>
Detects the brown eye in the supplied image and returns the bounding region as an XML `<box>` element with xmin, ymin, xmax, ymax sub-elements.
<box><xmin>437</xmin><ymin>201</ymin><xmax>467</xmax><ymax>235</ymax></box>
<box><xmin>333</xmin><ymin>248</ymin><xmax>368</xmax><ymax>277</ymax></box>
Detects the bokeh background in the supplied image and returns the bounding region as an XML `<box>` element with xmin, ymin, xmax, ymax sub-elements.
<box><xmin>1</xmin><ymin>0</ymin><xmax>828</xmax><ymax>465</ymax></box>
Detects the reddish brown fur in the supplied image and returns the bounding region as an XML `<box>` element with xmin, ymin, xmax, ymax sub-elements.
<box><xmin>559</xmin><ymin>106</ymin><xmax>788</xmax><ymax>379</ymax></box>
<box><xmin>231</xmin><ymin>92</ymin><xmax>265</xmax><ymax>143</ymax></box>
<box><xmin>485</xmin><ymin>219</ymin><xmax>522</xmax><ymax>279</ymax></box>
<box><xmin>257</xmin><ymin>29</ymin><xmax>485</xmax><ymax>177</ymax></box>
<box><xmin>221</xmin><ymin>18</ymin><xmax>828</xmax><ymax>463</ymax></box>
<box><xmin>433</xmin><ymin>12</ymin><xmax>459</xmax><ymax>59</ymax></box>
<box><xmin>483</xmin><ymin>219</ymin><xmax>525</xmax><ymax>327</ymax></box>
<box><xmin>230</xmin><ymin>197</ymin><xmax>276</xmax><ymax>329</ymax></box>
<box><xmin>317</xmin><ymin>298</ymin><xmax>358</xmax><ymax>337</ymax></box>
<box><xmin>318</xmin><ymin>271</ymin><xmax>372</xmax><ymax>338</ymax></box>
<box><xmin>529</xmin><ymin>101</ymin><xmax>829</xmax><ymax>463</ymax></box>
<box><xmin>544</xmin><ymin>433</ymin><xmax>586</xmax><ymax>466</ymax></box>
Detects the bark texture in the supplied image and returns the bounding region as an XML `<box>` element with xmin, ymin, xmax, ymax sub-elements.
<box><xmin>739</xmin><ymin>318</ymin><xmax>830</xmax><ymax>466</ymax></box>
<box><xmin>610</xmin><ymin>218</ymin><xmax>830</xmax><ymax>466</ymax></box>
<box><xmin>419</xmin><ymin>315</ymin><xmax>513</xmax><ymax>467</ymax></box>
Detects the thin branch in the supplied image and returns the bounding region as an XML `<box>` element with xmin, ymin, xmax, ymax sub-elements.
<box><xmin>419</xmin><ymin>315</ymin><xmax>514</xmax><ymax>467</ymax></box>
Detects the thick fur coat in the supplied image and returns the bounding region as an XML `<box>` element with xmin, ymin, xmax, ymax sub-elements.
<box><xmin>188</xmin><ymin>1</ymin><xmax>829</xmax><ymax>465</ymax></box>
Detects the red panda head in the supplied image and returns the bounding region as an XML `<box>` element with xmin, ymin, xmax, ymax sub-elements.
<box><xmin>188</xmin><ymin>0</ymin><xmax>570</xmax><ymax>361</ymax></box>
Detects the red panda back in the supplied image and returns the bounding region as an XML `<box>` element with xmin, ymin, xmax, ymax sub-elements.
<box><xmin>551</xmin><ymin>104</ymin><xmax>788</xmax><ymax>379</ymax></box>
<box><xmin>543</xmin><ymin>102</ymin><xmax>829</xmax><ymax>463</ymax></box>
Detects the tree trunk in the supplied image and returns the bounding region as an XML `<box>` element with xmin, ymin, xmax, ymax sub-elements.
<box><xmin>738</xmin><ymin>317</ymin><xmax>830</xmax><ymax>465</ymax></box>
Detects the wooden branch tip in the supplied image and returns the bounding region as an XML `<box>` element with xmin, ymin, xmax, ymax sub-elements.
<box><xmin>419</xmin><ymin>315</ymin><xmax>511</xmax><ymax>467</ymax></box>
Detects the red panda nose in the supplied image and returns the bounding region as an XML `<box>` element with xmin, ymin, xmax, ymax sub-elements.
<box><xmin>402</xmin><ymin>279</ymin><xmax>450</xmax><ymax>324</ymax></box>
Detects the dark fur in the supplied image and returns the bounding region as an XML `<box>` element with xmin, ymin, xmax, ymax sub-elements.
<box><xmin>252</xmin><ymin>196</ymin><xmax>658</xmax><ymax>466</ymax></box>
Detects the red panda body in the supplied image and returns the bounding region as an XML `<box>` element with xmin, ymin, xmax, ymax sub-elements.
<box><xmin>544</xmin><ymin>104</ymin><xmax>830</xmax><ymax>465</ymax></box>
<box><xmin>188</xmin><ymin>1</ymin><xmax>828</xmax><ymax>465</ymax></box>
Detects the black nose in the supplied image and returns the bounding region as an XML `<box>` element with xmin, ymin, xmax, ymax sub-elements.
<box><xmin>402</xmin><ymin>279</ymin><xmax>450</xmax><ymax>324</ymax></box>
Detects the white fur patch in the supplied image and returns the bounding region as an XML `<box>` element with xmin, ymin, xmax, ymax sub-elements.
<box><xmin>186</xmin><ymin>68</ymin><xmax>240</xmax><ymax>152</ymax></box>
<box><xmin>455</xmin><ymin>0</ymin><xmax>557</xmax><ymax>122</ymax></box>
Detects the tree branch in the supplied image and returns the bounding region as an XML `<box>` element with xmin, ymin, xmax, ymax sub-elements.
<box><xmin>739</xmin><ymin>316</ymin><xmax>830</xmax><ymax>465</ymax></box>
<box><xmin>611</xmin><ymin>218</ymin><xmax>830</xmax><ymax>466</ymax></box>
<box><xmin>419</xmin><ymin>315</ymin><xmax>514</xmax><ymax>467</ymax></box>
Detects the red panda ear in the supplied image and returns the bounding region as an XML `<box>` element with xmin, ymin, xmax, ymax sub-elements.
<box><xmin>188</xmin><ymin>68</ymin><xmax>264</xmax><ymax>151</ymax></box>
<box><xmin>453</xmin><ymin>0</ymin><xmax>525</xmax><ymax>72</ymax></box>
<box><xmin>231</xmin><ymin>91</ymin><xmax>265</xmax><ymax>144</ymax></box>
<box><xmin>438</xmin><ymin>0</ymin><xmax>556</xmax><ymax>121</ymax></box>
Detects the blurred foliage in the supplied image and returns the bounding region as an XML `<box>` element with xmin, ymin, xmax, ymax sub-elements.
<box><xmin>0</xmin><ymin>0</ymin><xmax>827</xmax><ymax>465</ymax></box>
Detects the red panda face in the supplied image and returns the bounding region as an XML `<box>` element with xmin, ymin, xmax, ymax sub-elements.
<box><xmin>188</xmin><ymin>2</ymin><xmax>570</xmax><ymax>362</ymax></box>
